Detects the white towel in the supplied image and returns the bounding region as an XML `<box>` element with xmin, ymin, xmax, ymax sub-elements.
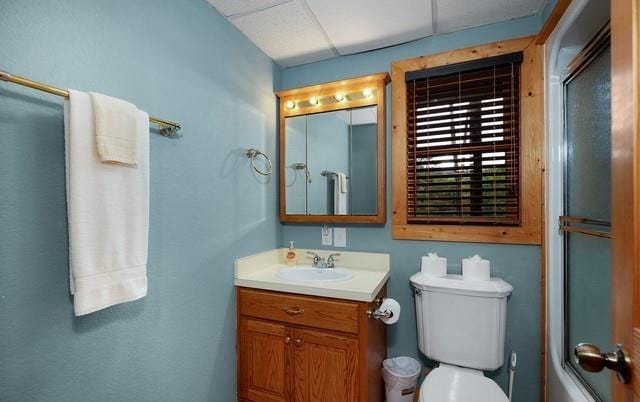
<box><xmin>65</xmin><ymin>89</ymin><xmax>149</xmax><ymax>316</ymax></box>
<box><xmin>337</xmin><ymin>172</ymin><xmax>347</xmax><ymax>194</ymax></box>
<box><xmin>90</xmin><ymin>92</ymin><xmax>139</xmax><ymax>165</ymax></box>
<box><xmin>334</xmin><ymin>172</ymin><xmax>348</xmax><ymax>215</ymax></box>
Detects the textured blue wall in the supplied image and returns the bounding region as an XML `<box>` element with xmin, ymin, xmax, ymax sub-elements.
<box><xmin>350</xmin><ymin>123</ymin><xmax>378</xmax><ymax>214</ymax></box>
<box><xmin>0</xmin><ymin>1</ymin><xmax>279</xmax><ymax>401</ymax></box>
<box><xmin>280</xmin><ymin>15</ymin><xmax>543</xmax><ymax>402</ymax></box>
<box><xmin>1</xmin><ymin>1</ymin><xmax>553</xmax><ymax>401</ymax></box>
<box><xmin>306</xmin><ymin>112</ymin><xmax>349</xmax><ymax>214</ymax></box>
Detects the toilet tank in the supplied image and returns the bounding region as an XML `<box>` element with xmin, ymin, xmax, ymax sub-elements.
<box><xmin>410</xmin><ymin>273</ymin><xmax>513</xmax><ymax>371</ymax></box>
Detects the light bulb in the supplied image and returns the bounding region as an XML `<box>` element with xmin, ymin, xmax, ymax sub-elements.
<box><xmin>362</xmin><ymin>88</ymin><xmax>373</xmax><ymax>98</ymax></box>
<box><xmin>335</xmin><ymin>92</ymin><xmax>345</xmax><ymax>102</ymax></box>
<box><xmin>285</xmin><ymin>100</ymin><xmax>296</xmax><ymax>110</ymax></box>
<box><xmin>309</xmin><ymin>96</ymin><xmax>319</xmax><ymax>105</ymax></box>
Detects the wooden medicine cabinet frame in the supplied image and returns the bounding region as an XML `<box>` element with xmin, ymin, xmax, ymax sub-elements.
<box><xmin>277</xmin><ymin>73</ymin><xmax>390</xmax><ymax>224</ymax></box>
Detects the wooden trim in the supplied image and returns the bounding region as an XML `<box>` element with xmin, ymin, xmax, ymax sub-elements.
<box><xmin>540</xmin><ymin>147</ymin><xmax>547</xmax><ymax>402</ymax></box>
<box><xmin>610</xmin><ymin>0</ymin><xmax>637</xmax><ymax>400</ymax></box>
<box><xmin>391</xmin><ymin>36</ymin><xmax>544</xmax><ymax>245</ymax></box>
<box><xmin>278</xmin><ymin>73</ymin><xmax>389</xmax><ymax>224</ymax></box>
<box><xmin>276</xmin><ymin>73</ymin><xmax>390</xmax><ymax>98</ymax></box>
<box><xmin>535</xmin><ymin>0</ymin><xmax>572</xmax><ymax>45</ymax></box>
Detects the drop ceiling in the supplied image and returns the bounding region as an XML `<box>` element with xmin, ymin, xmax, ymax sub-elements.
<box><xmin>207</xmin><ymin>0</ymin><xmax>548</xmax><ymax>67</ymax></box>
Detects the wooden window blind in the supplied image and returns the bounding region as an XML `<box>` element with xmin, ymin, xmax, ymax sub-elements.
<box><xmin>405</xmin><ymin>52</ymin><xmax>523</xmax><ymax>225</ymax></box>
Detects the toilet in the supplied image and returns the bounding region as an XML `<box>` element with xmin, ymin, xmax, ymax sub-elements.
<box><xmin>410</xmin><ymin>273</ymin><xmax>513</xmax><ymax>402</ymax></box>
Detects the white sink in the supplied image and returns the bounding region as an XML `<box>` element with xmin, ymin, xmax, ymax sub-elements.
<box><xmin>277</xmin><ymin>265</ymin><xmax>353</xmax><ymax>283</ymax></box>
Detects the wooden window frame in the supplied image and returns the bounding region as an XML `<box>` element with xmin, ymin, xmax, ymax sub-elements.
<box><xmin>391</xmin><ymin>36</ymin><xmax>543</xmax><ymax>244</ymax></box>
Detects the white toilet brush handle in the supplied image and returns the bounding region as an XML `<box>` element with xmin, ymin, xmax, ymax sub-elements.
<box><xmin>508</xmin><ymin>351</ymin><xmax>517</xmax><ymax>401</ymax></box>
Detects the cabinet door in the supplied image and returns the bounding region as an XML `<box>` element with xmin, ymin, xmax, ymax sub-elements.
<box><xmin>293</xmin><ymin>328</ymin><xmax>358</xmax><ymax>402</ymax></box>
<box><xmin>239</xmin><ymin>318</ymin><xmax>291</xmax><ymax>402</ymax></box>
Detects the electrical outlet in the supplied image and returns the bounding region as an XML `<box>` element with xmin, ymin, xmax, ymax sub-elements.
<box><xmin>333</xmin><ymin>227</ymin><xmax>347</xmax><ymax>247</ymax></box>
<box><xmin>321</xmin><ymin>226</ymin><xmax>333</xmax><ymax>245</ymax></box>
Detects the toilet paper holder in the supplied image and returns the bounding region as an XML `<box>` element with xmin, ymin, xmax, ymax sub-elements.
<box><xmin>366</xmin><ymin>298</ymin><xmax>393</xmax><ymax>320</ymax></box>
<box><xmin>367</xmin><ymin>308</ymin><xmax>393</xmax><ymax>320</ymax></box>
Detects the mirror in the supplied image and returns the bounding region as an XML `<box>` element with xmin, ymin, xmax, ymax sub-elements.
<box><xmin>278</xmin><ymin>73</ymin><xmax>388</xmax><ymax>224</ymax></box>
<box><xmin>285</xmin><ymin>106</ymin><xmax>378</xmax><ymax>216</ymax></box>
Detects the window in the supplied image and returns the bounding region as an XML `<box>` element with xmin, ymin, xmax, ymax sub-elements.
<box><xmin>391</xmin><ymin>37</ymin><xmax>542</xmax><ymax>244</ymax></box>
<box><xmin>405</xmin><ymin>53</ymin><xmax>522</xmax><ymax>225</ymax></box>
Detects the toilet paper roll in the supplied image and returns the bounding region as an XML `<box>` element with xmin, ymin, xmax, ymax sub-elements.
<box><xmin>378</xmin><ymin>298</ymin><xmax>401</xmax><ymax>325</ymax></box>
<box><xmin>462</xmin><ymin>254</ymin><xmax>491</xmax><ymax>281</ymax></box>
<box><xmin>421</xmin><ymin>252</ymin><xmax>447</xmax><ymax>277</ymax></box>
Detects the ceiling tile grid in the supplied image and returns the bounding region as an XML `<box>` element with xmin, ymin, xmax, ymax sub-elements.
<box><xmin>304</xmin><ymin>0</ymin><xmax>433</xmax><ymax>55</ymax></box>
<box><xmin>207</xmin><ymin>0</ymin><xmax>549</xmax><ymax>67</ymax></box>
<box><xmin>210</xmin><ymin>0</ymin><xmax>291</xmax><ymax>17</ymax></box>
<box><xmin>435</xmin><ymin>0</ymin><xmax>547</xmax><ymax>33</ymax></box>
<box><xmin>219</xmin><ymin>0</ymin><xmax>337</xmax><ymax>67</ymax></box>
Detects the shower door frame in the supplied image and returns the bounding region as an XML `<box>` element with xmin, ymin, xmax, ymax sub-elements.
<box><xmin>544</xmin><ymin>1</ymin><xmax>613</xmax><ymax>401</ymax></box>
<box><xmin>561</xmin><ymin>23</ymin><xmax>611</xmax><ymax>402</ymax></box>
<box><xmin>546</xmin><ymin>1</ymin><xmax>640</xmax><ymax>401</ymax></box>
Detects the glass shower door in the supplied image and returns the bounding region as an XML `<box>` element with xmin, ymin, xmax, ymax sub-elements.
<box><xmin>562</xmin><ymin>35</ymin><xmax>611</xmax><ymax>401</ymax></box>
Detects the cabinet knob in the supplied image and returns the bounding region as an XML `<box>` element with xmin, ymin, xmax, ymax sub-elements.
<box><xmin>295</xmin><ymin>339</ymin><xmax>302</xmax><ymax>347</ymax></box>
<box><xmin>284</xmin><ymin>336</ymin><xmax>291</xmax><ymax>344</ymax></box>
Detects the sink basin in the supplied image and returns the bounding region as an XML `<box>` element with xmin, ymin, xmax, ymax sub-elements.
<box><xmin>277</xmin><ymin>265</ymin><xmax>353</xmax><ymax>283</ymax></box>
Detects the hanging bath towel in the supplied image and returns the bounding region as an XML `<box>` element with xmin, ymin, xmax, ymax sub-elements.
<box><xmin>64</xmin><ymin>89</ymin><xmax>149</xmax><ymax>316</ymax></box>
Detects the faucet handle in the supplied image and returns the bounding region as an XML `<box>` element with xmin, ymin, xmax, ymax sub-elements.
<box><xmin>326</xmin><ymin>253</ymin><xmax>341</xmax><ymax>268</ymax></box>
<box><xmin>306</xmin><ymin>251</ymin><xmax>323</xmax><ymax>267</ymax></box>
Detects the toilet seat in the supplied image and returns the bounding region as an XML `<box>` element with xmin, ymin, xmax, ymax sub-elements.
<box><xmin>419</xmin><ymin>364</ymin><xmax>509</xmax><ymax>402</ymax></box>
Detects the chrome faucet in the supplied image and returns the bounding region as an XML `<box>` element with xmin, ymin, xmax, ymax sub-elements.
<box><xmin>307</xmin><ymin>251</ymin><xmax>325</xmax><ymax>268</ymax></box>
<box><xmin>326</xmin><ymin>253</ymin><xmax>341</xmax><ymax>268</ymax></box>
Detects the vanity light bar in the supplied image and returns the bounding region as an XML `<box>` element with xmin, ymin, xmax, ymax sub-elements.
<box><xmin>285</xmin><ymin>88</ymin><xmax>377</xmax><ymax>110</ymax></box>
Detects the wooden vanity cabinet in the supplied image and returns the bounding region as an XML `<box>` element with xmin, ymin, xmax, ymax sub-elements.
<box><xmin>237</xmin><ymin>287</ymin><xmax>387</xmax><ymax>402</ymax></box>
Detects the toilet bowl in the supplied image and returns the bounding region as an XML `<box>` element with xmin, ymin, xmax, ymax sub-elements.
<box><xmin>410</xmin><ymin>273</ymin><xmax>513</xmax><ymax>402</ymax></box>
<box><xmin>418</xmin><ymin>364</ymin><xmax>508</xmax><ymax>402</ymax></box>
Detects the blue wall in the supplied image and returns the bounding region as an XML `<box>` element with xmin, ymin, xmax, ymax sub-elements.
<box><xmin>284</xmin><ymin>115</ymin><xmax>307</xmax><ymax>214</ymax></box>
<box><xmin>306</xmin><ymin>112</ymin><xmax>350</xmax><ymax>214</ymax></box>
<box><xmin>0</xmin><ymin>1</ymin><xmax>279</xmax><ymax>401</ymax></box>
<box><xmin>1</xmin><ymin>1</ymin><xmax>553</xmax><ymax>401</ymax></box>
<box><xmin>280</xmin><ymin>15</ymin><xmax>544</xmax><ymax>402</ymax></box>
<box><xmin>351</xmin><ymin>123</ymin><xmax>378</xmax><ymax>214</ymax></box>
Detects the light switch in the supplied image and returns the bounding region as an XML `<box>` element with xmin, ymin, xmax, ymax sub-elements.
<box><xmin>321</xmin><ymin>226</ymin><xmax>333</xmax><ymax>245</ymax></box>
<box><xmin>333</xmin><ymin>227</ymin><xmax>346</xmax><ymax>247</ymax></box>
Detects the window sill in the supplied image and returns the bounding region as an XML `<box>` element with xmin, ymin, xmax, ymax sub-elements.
<box><xmin>391</xmin><ymin>223</ymin><xmax>541</xmax><ymax>245</ymax></box>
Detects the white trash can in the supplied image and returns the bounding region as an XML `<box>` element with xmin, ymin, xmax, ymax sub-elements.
<box><xmin>382</xmin><ymin>357</ymin><xmax>421</xmax><ymax>402</ymax></box>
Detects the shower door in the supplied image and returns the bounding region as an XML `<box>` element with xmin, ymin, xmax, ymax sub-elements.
<box><xmin>555</xmin><ymin>2</ymin><xmax>640</xmax><ymax>401</ymax></box>
<box><xmin>562</xmin><ymin>27</ymin><xmax>612</xmax><ymax>402</ymax></box>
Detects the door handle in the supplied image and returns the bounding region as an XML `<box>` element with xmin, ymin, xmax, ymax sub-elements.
<box><xmin>574</xmin><ymin>343</ymin><xmax>631</xmax><ymax>383</ymax></box>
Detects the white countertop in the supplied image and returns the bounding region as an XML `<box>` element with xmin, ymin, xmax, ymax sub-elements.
<box><xmin>234</xmin><ymin>248</ymin><xmax>390</xmax><ymax>302</ymax></box>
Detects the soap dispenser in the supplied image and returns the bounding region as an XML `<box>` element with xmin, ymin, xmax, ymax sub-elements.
<box><xmin>286</xmin><ymin>241</ymin><xmax>297</xmax><ymax>266</ymax></box>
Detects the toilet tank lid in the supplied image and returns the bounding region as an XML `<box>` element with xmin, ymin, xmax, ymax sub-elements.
<box><xmin>410</xmin><ymin>273</ymin><xmax>513</xmax><ymax>297</ymax></box>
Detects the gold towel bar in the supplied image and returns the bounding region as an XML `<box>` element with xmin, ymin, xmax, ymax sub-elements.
<box><xmin>0</xmin><ymin>69</ymin><xmax>181</xmax><ymax>137</ymax></box>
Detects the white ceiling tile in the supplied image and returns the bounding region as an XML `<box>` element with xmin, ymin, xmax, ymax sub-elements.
<box><xmin>229</xmin><ymin>0</ymin><xmax>336</xmax><ymax>67</ymax></box>
<box><xmin>436</xmin><ymin>0</ymin><xmax>546</xmax><ymax>33</ymax></box>
<box><xmin>207</xmin><ymin>0</ymin><xmax>291</xmax><ymax>17</ymax></box>
<box><xmin>210</xmin><ymin>0</ymin><xmax>548</xmax><ymax>67</ymax></box>
<box><xmin>305</xmin><ymin>0</ymin><xmax>434</xmax><ymax>55</ymax></box>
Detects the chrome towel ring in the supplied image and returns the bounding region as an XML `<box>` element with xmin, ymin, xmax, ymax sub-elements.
<box><xmin>245</xmin><ymin>148</ymin><xmax>272</xmax><ymax>176</ymax></box>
